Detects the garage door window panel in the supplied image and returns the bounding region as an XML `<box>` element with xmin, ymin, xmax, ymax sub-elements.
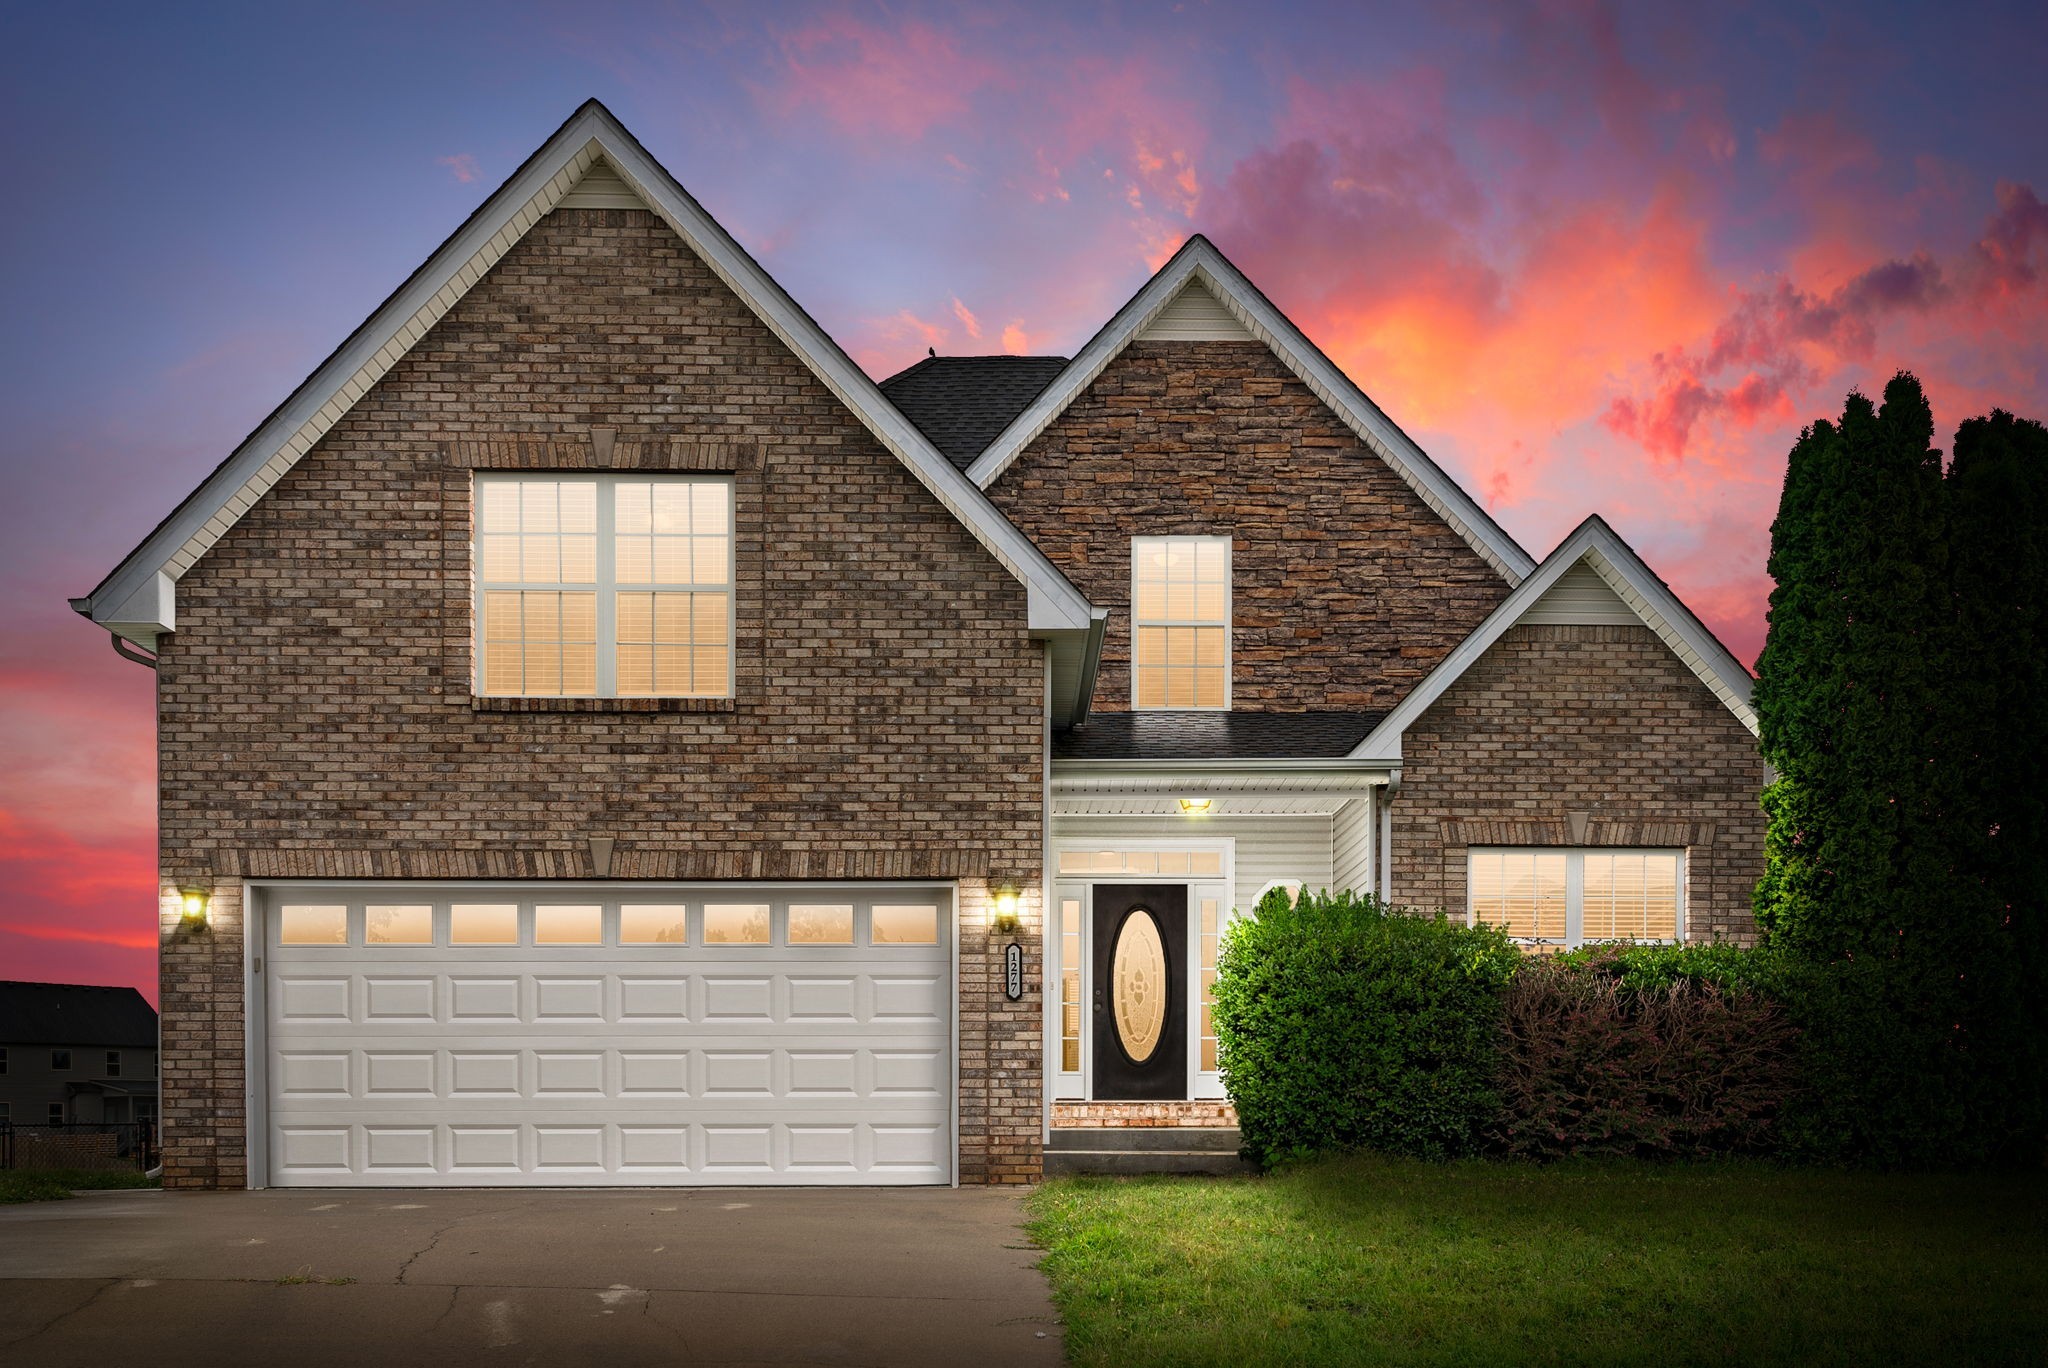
<box><xmin>704</xmin><ymin>904</ymin><xmax>770</xmax><ymax>945</ymax></box>
<box><xmin>620</xmin><ymin>904</ymin><xmax>687</xmax><ymax>945</ymax></box>
<box><xmin>450</xmin><ymin>904</ymin><xmax>519</xmax><ymax>945</ymax></box>
<box><xmin>281</xmin><ymin>905</ymin><xmax>349</xmax><ymax>946</ymax></box>
<box><xmin>366</xmin><ymin>904</ymin><xmax>433</xmax><ymax>945</ymax></box>
<box><xmin>534</xmin><ymin>904</ymin><xmax>603</xmax><ymax>945</ymax></box>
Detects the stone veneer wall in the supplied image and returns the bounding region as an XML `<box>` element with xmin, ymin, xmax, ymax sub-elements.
<box><xmin>987</xmin><ymin>340</ymin><xmax>1512</xmax><ymax>714</ymax></box>
<box><xmin>1393</xmin><ymin>623</ymin><xmax>1766</xmax><ymax>944</ymax></box>
<box><xmin>154</xmin><ymin>207</ymin><xmax>1046</xmax><ymax>1188</ymax></box>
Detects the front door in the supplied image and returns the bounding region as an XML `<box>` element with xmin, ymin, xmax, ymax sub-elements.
<box><xmin>1091</xmin><ymin>884</ymin><xmax>1188</xmax><ymax>1100</ymax></box>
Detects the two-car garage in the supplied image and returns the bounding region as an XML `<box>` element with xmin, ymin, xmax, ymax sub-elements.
<box><xmin>252</xmin><ymin>884</ymin><xmax>956</xmax><ymax>1187</ymax></box>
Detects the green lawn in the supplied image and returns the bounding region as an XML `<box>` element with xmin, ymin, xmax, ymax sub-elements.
<box><xmin>0</xmin><ymin>1168</ymin><xmax>160</xmax><ymax>1203</ymax></box>
<box><xmin>1027</xmin><ymin>1155</ymin><xmax>2048</xmax><ymax>1367</ymax></box>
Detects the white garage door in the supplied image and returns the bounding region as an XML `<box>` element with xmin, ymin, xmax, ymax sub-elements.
<box><xmin>257</xmin><ymin>884</ymin><xmax>954</xmax><ymax>1187</ymax></box>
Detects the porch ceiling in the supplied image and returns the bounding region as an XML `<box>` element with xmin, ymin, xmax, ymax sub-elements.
<box><xmin>1054</xmin><ymin>794</ymin><xmax>1351</xmax><ymax>816</ymax></box>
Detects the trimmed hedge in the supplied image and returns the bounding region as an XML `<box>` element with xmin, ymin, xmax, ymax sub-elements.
<box><xmin>1212</xmin><ymin>887</ymin><xmax>1518</xmax><ymax>1167</ymax></box>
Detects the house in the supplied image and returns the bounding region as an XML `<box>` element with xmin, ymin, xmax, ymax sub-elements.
<box><xmin>70</xmin><ymin>102</ymin><xmax>1764</xmax><ymax>1190</ymax></box>
<box><xmin>0</xmin><ymin>981</ymin><xmax>159</xmax><ymax>1128</ymax></box>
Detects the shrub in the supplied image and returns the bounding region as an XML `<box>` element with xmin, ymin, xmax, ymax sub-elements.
<box><xmin>1213</xmin><ymin>887</ymin><xmax>1518</xmax><ymax>1167</ymax></box>
<box><xmin>1489</xmin><ymin>951</ymin><xmax>1801</xmax><ymax>1160</ymax></box>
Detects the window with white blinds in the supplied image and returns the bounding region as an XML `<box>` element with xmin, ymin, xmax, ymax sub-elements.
<box><xmin>1131</xmin><ymin>536</ymin><xmax>1230</xmax><ymax>709</ymax></box>
<box><xmin>1468</xmin><ymin>848</ymin><xmax>1683</xmax><ymax>949</ymax></box>
<box><xmin>474</xmin><ymin>474</ymin><xmax>733</xmax><ymax>698</ymax></box>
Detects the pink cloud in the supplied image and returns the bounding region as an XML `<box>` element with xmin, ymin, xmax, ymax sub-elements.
<box><xmin>757</xmin><ymin>13</ymin><xmax>1001</xmax><ymax>141</ymax></box>
<box><xmin>951</xmin><ymin>296</ymin><xmax>983</xmax><ymax>339</ymax></box>
<box><xmin>437</xmin><ymin>153</ymin><xmax>481</xmax><ymax>184</ymax></box>
<box><xmin>1001</xmin><ymin>321</ymin><xmax>1029</xmax><ymax>354</ymax></box>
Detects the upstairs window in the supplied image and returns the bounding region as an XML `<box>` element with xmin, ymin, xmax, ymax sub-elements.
<box><xmin>475</xmin><ymin>473</ymin><xmax>733</xmax><ymax>698</ymax></box>
<box><xmin>1468</xmin><ymin>848</ymin><xmax>1683</xmax><ymax>949</ymax></box>
<box><xmin>1132</xmin><ymin>536</ymin><xmax>1229</xmax><ymax>709</ymax></box>
<box><xmin>51</xmin><ymin>1049</ymin><xmax>71</xmax><ymax>1071</ymax></box>
<box><xmin>105</xmin><ymin>1051</ymin><xmax>122</xmax><ymax>1078</ymax></box>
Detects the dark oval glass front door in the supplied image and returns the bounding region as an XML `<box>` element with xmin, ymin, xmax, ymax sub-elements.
<box><xmin>1091</xmin><ymin>884</ymin><xmax>1188</xmax><ymax>1100</ymax></box>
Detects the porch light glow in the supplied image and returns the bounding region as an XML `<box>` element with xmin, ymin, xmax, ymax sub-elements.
<box><xmin>179</xmin><ymin>888</ymin><xmax>210</xmax><ymax>925</ymax></box>
<box><xmin>992</xmin><ymin>888</ymin><xmax>1021</xmax><ymax>934</ymax></box>
<box><xmin>1178</xmin><ymin>797</ymin><xmax>1213</xmax><ymax>814</ymax></box>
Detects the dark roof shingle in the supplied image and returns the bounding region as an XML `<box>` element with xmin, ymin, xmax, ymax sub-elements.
<box><xmin>0</xmin><ymin>981</ymin><xmax>158</xmax><ymax>1048</ymax></box>
<box><xmin>1052</xmin><ymin>710</ymin><xmax>1384</xmax><ymax>761</ymax></box>
<box><xmin>878</xmin><ymin>355</ymin><xmax>1070</xmax><ymax>470</ymax></box>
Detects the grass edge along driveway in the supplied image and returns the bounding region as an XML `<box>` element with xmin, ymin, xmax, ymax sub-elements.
<box><xmin>1026</xmin><ymin>1154</ymin><xmax>2048</xmax><ymax>1368</ymax></box>
<box><xmin>0</xmin><ymin>1169</ymin><xmax>159</xmax><ymax>1203</ymax></box>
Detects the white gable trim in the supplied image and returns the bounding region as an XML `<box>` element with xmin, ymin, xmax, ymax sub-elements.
<box><xmin>77</xmin><ymin>101</ymin><xmax>1096</xmax><ymax>646</ymax></box>
<box><xmin>1350</xmin><ymin>516</ymin><xmax>1757</xmax><ymax>763</ymax></box>
<box><xmin>964</xmin><ymin>237</ymin><xmax>1537</xmax><ymax>585</ymax></box>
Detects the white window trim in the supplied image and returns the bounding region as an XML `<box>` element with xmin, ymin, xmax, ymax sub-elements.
<box><xmin>1130</xmin><ymin>535</ymin><xmax>1232</xmax><ymax>711</ymax></box>
<box><xmin>1466</xmin><ymin>847</ymin><xmax>1687</xmax><ymax>949</ymax></box>
<box><xmin>472</xmin><ymin>471</ymin><xmax>736</xmax><ymax>699</ymax></box>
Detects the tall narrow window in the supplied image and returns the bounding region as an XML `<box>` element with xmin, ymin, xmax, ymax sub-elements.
<box><xmin>1132</xmin><ymin>536</ymin><xmax>1229</xmax><ymax>709</ymax></box>
<box><xmin>475</xmin><ymin>474</ymin><xmax>732</xmax><ymax>698</ymax></box>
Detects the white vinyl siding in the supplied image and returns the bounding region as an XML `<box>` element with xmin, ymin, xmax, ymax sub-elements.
<box><xmin>1521</xmin><ymin>562</ymin><xmax>1639</xmax><ymax>625</ymax></box>
<box><xmin>1136</xmin><ymin>281</ymin><xmax>1255</xmax><ymax>341</ymax></box>
<box><xmin>1468</xmin><ymin>848</ymin><xmax>1683</xmax><ymax>949</ymax></box>
<box><xmin>475</xmin><ymin>473</ymin><xmax>733</xmax><ymax>699</ymax></box>
<box><xmin>1131</xmin><ymin>536</ymin><xmax>1231</xmax><ymax>709</ymax></box>
<box><xmin>1331</xmin><ymin>796</ymin><xmax>1374</xmax><ymax>896</ymax></box>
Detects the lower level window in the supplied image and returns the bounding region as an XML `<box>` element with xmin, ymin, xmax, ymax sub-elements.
<box><xmin>1468</xmin><ymin>848</ymin><xmax>1682</xmax><ymax>948</ymax></box>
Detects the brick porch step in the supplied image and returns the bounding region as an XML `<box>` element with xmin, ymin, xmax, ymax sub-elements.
<box><xmin>1044</xmin><ymin>1127</ymin><xmax>1251</xmax><ymax>1176</ymax></box>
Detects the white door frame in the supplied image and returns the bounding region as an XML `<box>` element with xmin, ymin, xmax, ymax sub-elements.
<box><xmin>1047</xmin><ymin>838</ymin><xmax>1235</xmax><ymax>1103</ymax></box>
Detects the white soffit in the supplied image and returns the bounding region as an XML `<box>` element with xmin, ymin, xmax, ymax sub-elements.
<box><xmin>1350</xmin><ymin>515</ymin><xmax>1758</xmax><ymax>763</ymax></box>
<box><xmin>965</xmin><ymin>236</ymin><xmax>1537</xmax><ymax>586</ymax></box>
<box><xmin>77</xmin><ymin>101</ymin><xmax>1096</xmax><ymax>646</ymax></box>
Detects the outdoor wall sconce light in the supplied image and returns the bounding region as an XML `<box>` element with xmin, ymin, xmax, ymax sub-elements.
<box><xmin>1179</xmin><ymin>797</ymin><xmax>1213</xmax><ymax>814</ymax></box>
<box><xmin>991</xmin><ymin>888</ymin><xmax>1021</xmax><ymax>934</ymax></box>
<box><xmin>179</xmin><ymin>888</ymin><xmax>210</xmax><ymax>926</ymax></box>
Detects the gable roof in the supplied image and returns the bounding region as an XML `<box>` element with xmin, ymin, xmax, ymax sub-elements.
<box><xmin>71</xmin><ymin>100</ymin><xmax>1098</xmax><ymax>648</ymax></box>
<box><xmin>1350</xmin><ymin>515</ymin><xmax>1758</xmax><ymax>764</ymax></box>
<box><xmin>0</xmin><ymin>981</ymin><xmax>158</xmax><ymax>1048</ymax></box>
<box><xmin>963</xmin><ymin>237</ymin><xmax>1538</xmax><ymax>585</ymax></box>
<box><xmin>879</xmin><ymin>355</ymin><xmax>1071</xmax><ymax>471</ymax></box>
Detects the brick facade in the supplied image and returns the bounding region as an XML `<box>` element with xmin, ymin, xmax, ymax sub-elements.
<box><xmin>1392</xmin><ymin>623</ymin><xmax>1766</xmax><ymax>944</ymax></box>
<box><xmin>155</xmin><ymin>207</ymin><xmax>1047</xmax><ymax>1187</ymax></box>
<box><xmin>987</xmin><ymin>340</ymin><xmax>1513</xmax><ymax>714</ymax></box>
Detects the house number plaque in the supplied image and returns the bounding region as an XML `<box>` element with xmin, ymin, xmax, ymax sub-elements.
<box><xmin>1004</xmin><ymin>942</ymin><xmax>1024</xmax><ymax>1000</ymax></box>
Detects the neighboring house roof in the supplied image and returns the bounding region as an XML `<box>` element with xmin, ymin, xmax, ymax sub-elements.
<box><xmin>1054</xmin><ymin>709</ymin><xmax>1384</xmax><ymax>761</ymax></box>
<box><xmin>879</xmin><ymin>355</ymin><xmax>1071</xmax><ymax>472</ymax></box>
<box><xmin>0</xmin><ymin>981</ymin><xmax>157</xmax><ymax>1048</ymax></box>
<box><xmin>1351</xmin><ymin>515</ymin><xmax>1759</xmax><ymax>764</ymax></box>
<box><xmin>70</xmin><ymin>100</ymin><xmax>1099</xmax><ymax>654</ymax></box>
<box><xmin>963</xmin><ymin>236</ymin><xmax>1539</xmax><ymax>586</ymax></box>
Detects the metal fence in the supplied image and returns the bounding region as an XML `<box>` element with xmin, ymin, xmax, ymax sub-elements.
<box><xmin>0</xmin><ymin>1122</ymin><xmax>157</xmax><ymax>1172</ymax></box>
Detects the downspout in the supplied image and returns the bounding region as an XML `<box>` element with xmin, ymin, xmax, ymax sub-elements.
<box><xmin>111</xmin><ymin>634</ymin><xmax>158</xmax><ymax>670</ymax></box>
<box><xmin>1378</xmin><ymin>769</ymin><xmax>1400</xmax><ymax>904</ymax></box>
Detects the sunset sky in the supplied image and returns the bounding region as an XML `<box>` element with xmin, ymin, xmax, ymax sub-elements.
<box><xmin>3</xmin><ymin>2</ymin><xmax>2045</xmax><ymax>1001</ymax></box>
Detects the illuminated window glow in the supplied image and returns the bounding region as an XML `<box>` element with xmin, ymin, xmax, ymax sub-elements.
<box><xmin>1132</xmin><ymin>536</ymin><xmax>1229</xmax><ymax>709</ymax></box>
<box><xmin>1469</xmin><ymin>849</ymin><xmax>1682</xmax><ymax>949</ymax></box>
<box><xmin>475</xmin><ymin>474</ymin><xmax>732</xmax><ymax>698</ymax></box>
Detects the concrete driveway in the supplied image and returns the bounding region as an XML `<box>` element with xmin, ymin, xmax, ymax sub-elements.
<box><xmin>0</xmin><ymin>1186</ymin><xmax>1065</xmax><ymax>1366</ymax></box>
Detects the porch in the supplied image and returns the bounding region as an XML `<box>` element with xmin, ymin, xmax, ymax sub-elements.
<box><xmin>1044</xmin><ymin>712</ymin><xmax>1391</xmax><ymax>1123</ymax></box>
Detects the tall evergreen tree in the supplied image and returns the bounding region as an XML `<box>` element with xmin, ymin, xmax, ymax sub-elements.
<box><xmin>1945</xmin><ymin>409</ymin><xmax>2048</xmax><ymax>1153</ymax></box>
<box><xmin>1754</xmin><ymin>374</ymin><xmax>1949</xmax><ymax>960</ymax></box>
